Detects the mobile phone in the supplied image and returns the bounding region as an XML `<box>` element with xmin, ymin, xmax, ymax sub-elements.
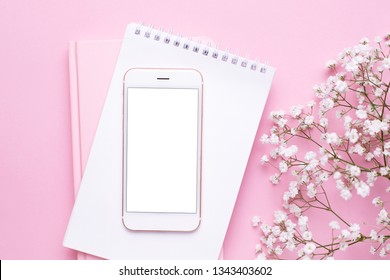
<box><xmin>122</xmin><ymin>68</ymin><xmax>203</xmax><ymax>231</ymax></box>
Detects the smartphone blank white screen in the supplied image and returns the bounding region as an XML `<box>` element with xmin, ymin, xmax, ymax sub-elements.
<box><xmin>126</xmin><ymin>88</ymin><xmax>199</xmax><ymax>213</ymax></box>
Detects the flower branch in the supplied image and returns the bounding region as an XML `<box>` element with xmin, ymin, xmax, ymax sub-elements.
<box><xmin>254</xmin><ymin>34</ymin><xmax>390</xmax><ymax>260</ymax></box>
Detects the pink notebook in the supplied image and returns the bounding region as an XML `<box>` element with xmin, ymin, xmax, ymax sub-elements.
<box><xmin>68</xmin><ymin>39</ymin><xmax>224</xmax><ymax>260</ymax></box>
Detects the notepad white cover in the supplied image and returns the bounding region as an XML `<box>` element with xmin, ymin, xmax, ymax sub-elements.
<box><xmin>64</xmin><ymin>23</ymin><xmax>275</xmax><ymax>259</ymax></box>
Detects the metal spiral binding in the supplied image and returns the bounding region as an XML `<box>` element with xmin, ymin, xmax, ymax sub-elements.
<box><xmin>134</xmin><ymin>24</ymin><xmax>268</xmax><ymax>74</ymax></box>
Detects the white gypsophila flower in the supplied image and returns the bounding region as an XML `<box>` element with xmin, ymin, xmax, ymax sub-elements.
<box><xmin>326</xmin><ymin>132</ymin><xmax>340</xmax><ymax>145</ymax></box>
<box><xmin>306</xmin><ymin>159</ymin><xmax>319</xmax><ymax>171</ymax></box>
<box><xmin>336</xmin><ymin>179</ymin><xmax>345</xmax><ymax>190</ymax></box>
<box><xmin>381</xmin><ymin>120</ymin><xmax>389</xmax><ymax>132</ymax></box>
<box><xmin>260</xmin><ymin>223</ymin><xmax>271</xmax><ymax>235</ymax></box>
<box><xmin>379</xmin><ymin>248</ymin><xmax>387</xmax><ymax>257</ymax></box>
<box><xmin>349</xmin><ymin>223</ymin><xmax>361</xmax><ymax>240</ymax></box>
<box><xmin>374</xmin><ymin>36</ymin><xmax>382</xmax><ymax>43</ymax></box>
<box><xmin>367</xmin><ymin>171</ymin><xmax>378</xmax><ymax>186</ymax></box>
<box><xmin>260</xmin><ymin>155</ymin><xmax>269</xmax><ymax>165</ymax></box>
<box><xmin>289</xmin><ymin>203</ymin><xmax>301</xmax><ymax>217</ymax></box>
<box><xmin>289</xmin><ymin>181</ymin><xmax>299</xmax><ymax>197</ymax></box>
<box><xmin>260</xmin><ymin>134</ymin><xmax>269</xmax><ymax>144</ymax></box>
<box><xmin>335</xmin><ymin>80</ymin><xmax>348</xmax><ymax>93</ymax></box>
<box><xmin>356</xmin><ymin>108</ymin><xmax>368</xmax><ymax>119</ymax></box>
<box><xmin>256</xmin><ymin>252</ymin><xmax>267</xmax><ymax>260</ymax></box>
<box><xmin>307</xmin><ymin>101</ymin><xmax>316</xmax><ymax>108</ymax></box>
<box><xmin>364</xmin><ymin>119</ymin><xmax>388</xmax><ymax>136</ymax></box>
<box><xmin>341</xmin><ymin>229</ymin><xmax>351</xmax><ymax>238</ymax></box>
<box><xmin>298</xmin><ymin>215</ymin><xmax>308</xmax><ymax>227</ymax></box>
<box><xmin>274</xmin><ymin>246</ymin><xmax>283</xmax><ymax>256</ymax></box>
<box><xmin>344</xmin><ymin>115</ymin><xmax>352</xmax><ymax>128</ymax></box>
<box><xmin>370</xmin><ymin>246</ymin><xmax>376</xmax><ymax>255</ymax></box>
<box><xmin>346</xmin><ymin>128</ymin><xmax>359</xmax><ymax>143</ymax></box>
<box><xmin>340</xmin><ymin>242</ymin><xmax>348</xmax><ymax>251</ymax></box>
<box><xmin>329</xmin><ymin>221</ymin><xmax>340</xmax><ymax>230</ymax></box>
<box><xmin>270</xmin><ymin>110</ymin><xmax>285</xmax><ymax>119</ymax></box>
<box><xmin>255</xmin><ymin>244</ymin><xmax>262</xmax><ymax>253</ymax></box>
<box><xmin>283</xmin><ymin>192</ymin><xmax>291</xmax><ymax>204</ymax></box>
<box><xmin>320</xmin><ymin>98</ymin><xmax>335</xmax><ymax>111</ymax></box>
<box><xmin>303</xmin><ymin>242</ymin><xmax>316</xmax><ymax>255</ymax></box>
<box><xmin>274</xmin><ymin>210</ymin><xmax>287</xmax><ymax>224</ymax></box>
<box><xmin>279</xmin><ymin>231</ymin><xmax>291</xmax><ymax>243</ymax></box>
<box><xmin>365</xmin><ymin>152</ymin><xmax>374</xmax><ymax>161</ymax></box>
<box><xmin>374</xmin><ymin>87</ymin><xmax>384</xmax><ymax>97</ymax></box>
<box><xmin>312</xmin><ymin>84</ymin><xmax>320</xmax><ymax>93</ymax></box>
<box><xmin>278</xmin><ymin>118</ymin><xmax>287</xmax><ymax>128</ymax></box>
<box><xmin>252</xmin><ymin>216</ymin><xmax>261</xmax><ymax>227</ymax></box>
<box><xmin>290</xmin><ymin>128</ymin><xmax>297</xmax><ymax>135</ymax></box>
<box><xmin>380</xmin><ymin>167</ymin><xmax>389</xmax><ymax>176</ymax></box>
<box><xmin>361</xmin><ymin>136</ymin><xmax>371</xmax><ymax>145</ymax></box>
<box><xmin>355</xmin><ymin>181</ymin><xmax>370</xmax><ymax>198</ymax></box>
<box><xmin>345</xmin><ymin>59</ymin><xmax>359</xmax><ymax>73</ymax></box>
<box><xmin>320</xmin><ymin>155</ymin><xmax>328</xmax><ymax>166</ymax></box>
<box><xmin>326</xmin><ymin>60</ymin><xmax>337</xmax><ymax>69</ymax></box>
<box><xmin>269</xmin><ymin>134</ymin><xmax>279</xmax><ymax>144</ymax></box>
<box><xmin>378</xmin><ymin>209</ymin><xmax>389</xmax><ymax>224</ymax></box>
<box><xmin>285</xmin><ymin>219</ymin><xmax>296</xmax><ymax>232</ymax></box>
<box><xmin>360</xmin><ymin>37</ymin><xmax>369</xmax><ymax>44</ymax></box>
<box><xmin>348</xmin><ymin>165</ymin><xmax>361</xmax><ymax>177</ymax></box>
<box><xmin>370</xmin><ymin>230</ymin><xmax>378</xmax><ymax>241</ymax></box>
<box><xmin>272</xmin><ymin>226</ymin><xmax>281</xmax><ymax>237</ymax></box>
<box><xmin>270</xmin><ymin>174</ymin><xmax>280</xmax><ymax>185</ymax></box>
<box><xmin>319</xmin><ymin>117</ymin><xmax>328</xmax><ymax>127</ymax></box>
<box><xmin>352</xmin><ymin>144</ymin><xmax>365</xmax><ymax>156</ymax></box>
<box><xmin>290</xmin><ymin>105</ymin><xmax>303</xmax><ymax>118</ymax></box>
<box><xmin>269</xmin><ymin>148</ymin><xmax>279</xmax><ymax>159</ymax></box>
<box><xmin>304</xmin><ymin>151</ymin><xmax>317</xmax><ymax>161</ymax></box>
<box><xmin>340</xmin><ymin>188</ymin><xmax>352</xmax><ymax>200</ymax></box>
<box><xmin>318</xmin><ymin>172</ymin><xmax>329</xmax><ymax>182</ymax></box>
<box><xmin>297</xmin><ymin>248</ymin><xmax>304</xmax><ymax>258</ymax></box>
<box><xmin>300</xmin><ymin>172</ymin><xmax>310</xmax><ymax>184</ymax></box>
<box><xmin>265</xmin><ymin>235</ymin><xmax>276</xmax><ymax>248</ymax></box>
<box><xmin>286</xmin><ymin>241</ymin><xmax>296</xmax><ymax>251</ymax></box>
<box><xmin>302</xmin><ymin>231</ymin><xmax>313</xmax><ymax>241</ymax></box>
<box><xmin>372</xmin><ymin>196</ymin><xmax>382</xmax><ymax>207</ymax></box>
<box><xmin>382</xmin><ymin>57</ymin><xmax>390</xmax><ymax>69</ymax></box>
<box><xmin>373</xmin><ymin>147</ymin><xmax>382</xmax><ymax>157</ymax></box>
<box><xmin>279</xmin><ymin>161</ymin><xmax>288</xmax><ymax>173</ymax></box>
<box><xmin>304</xmin><ymin>115</ymin><xmax>314</xmax><ymax>125</ymax></box>
<box><xmin>280</xmin><ymin>145</ymin><xmax>298</xmax><ymax>158</ymax></box>
<box><xmin>306</xmin><ymin>183</ymin><xmax>317</xmax><ymax>198</ymax></box>
<box><xmin>333</xmin><ymin>172</ymin><xmax>342</xmax><ymax>180</ymax></box>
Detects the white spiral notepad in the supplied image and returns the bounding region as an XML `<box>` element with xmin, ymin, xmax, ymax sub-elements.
<box><xmin>64</xmin><ymin>23</ymin><xmax>275</xmax><ymax>259</ymax></box>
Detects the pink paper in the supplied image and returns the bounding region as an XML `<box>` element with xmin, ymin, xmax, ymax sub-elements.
<box><xmin>1</xmin><ymin>0</ymin><xmax>389</xmax><ymax>260</ymax></box>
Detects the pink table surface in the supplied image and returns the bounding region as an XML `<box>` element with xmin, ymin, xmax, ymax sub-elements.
<box><xmin>0</xmin><ymin>0</ymin><xmax>389</xmax><ymax>259</ymax></box>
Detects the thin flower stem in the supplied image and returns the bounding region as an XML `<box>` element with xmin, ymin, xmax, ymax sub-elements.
<box><xmin>320</xmin><ymin>186</ymin><xmax>331</xmax><ymax>207</ymax></box>
<box><xmin>329</xmin><ymin>208</ymin><xmax>351</xmax><ymax>227</ymax></box>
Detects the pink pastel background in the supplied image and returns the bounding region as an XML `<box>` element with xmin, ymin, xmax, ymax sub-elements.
<box><xmin>0</xmin><ymin>0</ymin><xmax>389</xmax><ymax>259</ymax></box>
